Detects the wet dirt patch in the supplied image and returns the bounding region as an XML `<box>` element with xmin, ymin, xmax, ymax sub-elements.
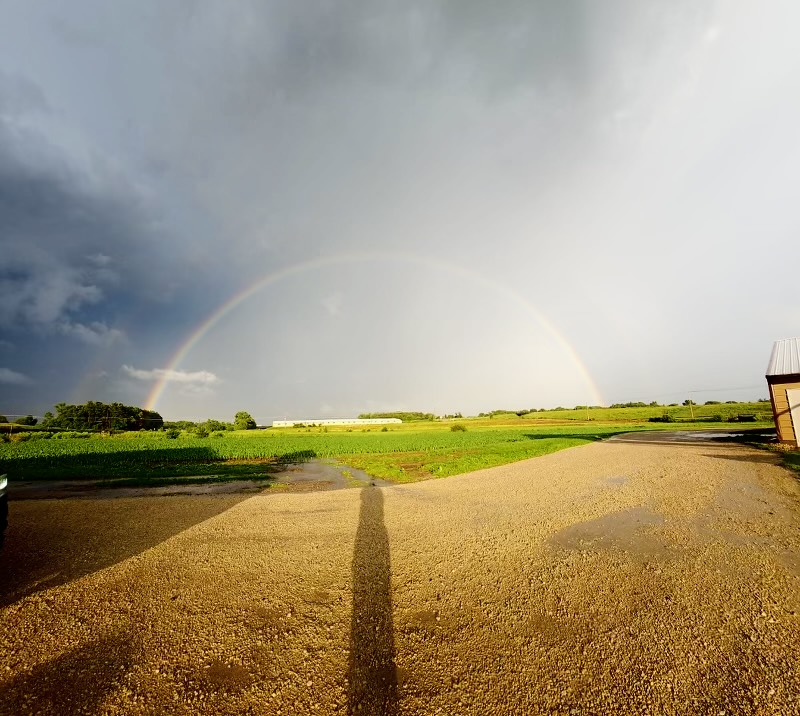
<box><xmin>203</xmin><ymin>660</ymin><xmax>251</xmax><ymax>691</ymax></box>
<box><xmin>9</xmin><ymin>459</ymin><xmax>388</xmax><ymax>499</ymax></box>
<box><xmin>550</xmin><ymin>506</ymin><xmax>669</xmax><ymax>557</ymax></box>
<box><xmin>307</xmin><ymin>588</ymin><xmax>335</xmax><ymax>605</ymax></box>
<box><xmin>608</xmin><ymin>430</ymin><xmax>776</xmax><ymax>445</ymax></box>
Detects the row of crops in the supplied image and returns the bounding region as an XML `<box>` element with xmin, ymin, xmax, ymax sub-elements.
<box><xmin>0</xmin><ymin>429</ymin><xmax>603</xmax><ymax>480</ymax></box>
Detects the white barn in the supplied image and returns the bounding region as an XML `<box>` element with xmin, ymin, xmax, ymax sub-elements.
<box><xmin>271</xmin><ymin>418</ymin><xmax>402</xmax><ymax>428</ymax></box>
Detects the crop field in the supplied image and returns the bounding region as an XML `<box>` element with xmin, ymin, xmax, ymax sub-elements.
<box><xmin>0</xmin><ymin>404</ymin><xmax>774</xmax><ymax>484</ymax></box>
<box><xmin>518</xmin><ymin>401</ymin><xmax>771</xmax><ymax>423</ymax></box>
<box><xmin>0</xmin><ymin>426</ymin><xmax>616</xmax><ymax>482</ymax></box>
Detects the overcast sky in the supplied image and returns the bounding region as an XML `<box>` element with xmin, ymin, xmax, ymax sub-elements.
<box><xmin>1</xmin><ymin>0</ymin><xmax>799</xmax><ymax>422</ymax></box>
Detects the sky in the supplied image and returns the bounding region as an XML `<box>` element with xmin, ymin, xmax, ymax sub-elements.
<box><xmin>1</xmin><ymin>0</ymin><xmax>799</xmax><ymax>423</ymax></box>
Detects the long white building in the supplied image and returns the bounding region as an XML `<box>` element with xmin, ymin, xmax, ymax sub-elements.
<box><xmin>271</xmin><ymin>418</ymin><xmax>402</xmax><ymax>428</ymax></box>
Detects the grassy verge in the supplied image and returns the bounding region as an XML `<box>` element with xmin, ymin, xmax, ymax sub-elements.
<box><xmin>341</xmin><ymin>436</ymin><xmax>594</xmax><ymax>482</ymax></box>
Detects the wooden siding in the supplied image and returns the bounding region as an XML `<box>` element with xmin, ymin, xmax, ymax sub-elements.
<box><xmin>768</xmin><ymin>377</ymin><xmax>800</xmax><ymax>444</ymax></box>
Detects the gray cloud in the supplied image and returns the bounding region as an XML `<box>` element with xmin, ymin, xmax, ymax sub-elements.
<box><xmin>0</xmin><ymin>69</ymin><xmax>48</xmax><ymax>117</ymax></box>
<box><xmin>0</xmin><ymin>367</ymin><xmax>33</xmax><ymax>385</ymax></box>
<box><xmin>58</xmin><ymin>321</ymin><xmax>125</xmax><ymax>346</ymax></box>
<box><xmin>122</xmin><ymin>365</ymin><xmax>219</xmax><ymax>385</ymax></box>
<box><xmin>0</xmin><ymin>69</ymin><xmax>214</xmax><ymax>350</ymax></box>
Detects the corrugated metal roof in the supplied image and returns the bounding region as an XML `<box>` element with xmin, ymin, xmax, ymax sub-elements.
<box><xmin>766</xmin><ymin>337</ymin><xmax>800</xmax><ymax>376</ymax></box>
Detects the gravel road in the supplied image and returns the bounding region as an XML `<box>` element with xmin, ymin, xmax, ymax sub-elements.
<box><xmin>1</xmin><ymin>441</ymin><xmax>799</xmax><ymax>715</ymax></box>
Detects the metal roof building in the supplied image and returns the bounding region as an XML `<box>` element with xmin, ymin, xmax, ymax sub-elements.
<box><xmin>766</xmin><ymin>337</ymin><xmax>800</xmax><ymax>446</ymax></box>
<box><xmin>271</xmin><ymin>418</ymin><xmax>402</xmax><ymax>428</ymax></box>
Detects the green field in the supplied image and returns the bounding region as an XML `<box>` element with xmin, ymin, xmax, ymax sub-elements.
<box><xmin>0</xmin><ymin>403</ymin><xmax>776</xmax><ymax>485</ymax></box>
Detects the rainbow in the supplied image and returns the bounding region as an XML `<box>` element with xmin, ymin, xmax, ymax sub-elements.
<box><xmin>144</xmin><ymin>251</ymin><xmax>604</xmax><ymax>411</ymax></box>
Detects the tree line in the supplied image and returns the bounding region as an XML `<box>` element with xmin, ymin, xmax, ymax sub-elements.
<box><xmin>358</xmin><ymin>412</ymin><xmax>436</xmax><ymax>421</ymax></box>
<box><xmin>1</xmin><ymin>404</ymin><xmax>258</xmax><ymax>434</ymax></box>
<box><xmin>41</xmin><ymin>402</ymin><xmax>164</xmax><ymax>431</ymax></box>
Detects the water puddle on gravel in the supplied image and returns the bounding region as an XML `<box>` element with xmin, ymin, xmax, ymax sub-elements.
<box><xmin>550</xmin><ymin>506</ymin><xmax>669</xmax><ymax>557</ymax></box>
<box><xmin>11</xmin><ymin>460</ymin><xmax>388</xmax><ymax>499</ymax></box>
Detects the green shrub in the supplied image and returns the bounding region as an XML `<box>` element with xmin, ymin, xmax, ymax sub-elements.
<box><xmin>450</xmin><ymin>424</ymin><xmax>467</xmax><ymax>432</ymax></box>
<box><xmin>165</xmin><ymin>428</ymin><xmax>180</xmax><ymax>439</ymax></box>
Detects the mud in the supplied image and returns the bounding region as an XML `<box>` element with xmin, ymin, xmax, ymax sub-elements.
<box><xmin>7</xmin><ymin>459</ymin><xmax>389</xmax><ymax>500</ymax></box>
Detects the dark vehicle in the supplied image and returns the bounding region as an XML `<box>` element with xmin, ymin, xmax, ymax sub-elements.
<box><xmin>0</xmin><ymin>475</ymin><xmax>7</xmax><ymax>550</ymax></box>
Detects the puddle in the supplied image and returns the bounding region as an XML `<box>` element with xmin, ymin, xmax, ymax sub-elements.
<box><xmin>278</xmin><ymin>460</ymin><xmax>389</xmax><ymax>489</ymax></box>
<box><xmin>9</xmin><ymin>460</ymin><xmax>389</xmax><ymax>500</ymax></box>
<box><xmin>609</xmin><ymin>430</ymin><xmax>775</xmax><ymax>444</ymax></box>
<box><xmin>550</xmin><ymin>507</ymin><xmax>668</xmax><ymax>557</ymax></box>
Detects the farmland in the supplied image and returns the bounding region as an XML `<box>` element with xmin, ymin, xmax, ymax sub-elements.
<box><xmin>0</xmin><ymin>402</ymin><xmax>774</xmax><ymax>484</ymax></box>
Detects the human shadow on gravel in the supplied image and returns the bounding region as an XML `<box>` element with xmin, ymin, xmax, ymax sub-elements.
<box><xmin>0</xmin><ymin>629</ymin><xmax>137</xmax><ymax>715</ymax></box>
<box><xmin>0</xmin><ymin>494</ymin><xmax>252</xmax><ymax>608</ymax></box>
<box><xmin>347</xmin><ymin>485</ymin><xmax>398</xmax><ymax>715</ymax></box>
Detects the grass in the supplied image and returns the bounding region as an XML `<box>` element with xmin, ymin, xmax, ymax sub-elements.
<box><xmin>518</xmin><ymin>401</ymin><xmax>772</xmax><ymax>423</ymax></box>
<box><xmin>341</xmin><ymin>436</ymin><xmax>593</xmax><ymax>482</ymax></box>
<box><xmin>0</xmin><ymin>404</ymin><xmax>777</xmax><ymax>486</ymax></box>
<box><xmin>779</xmin><ymin>450</ymin><xmax>800</xmax><ymax>474</ymax></box>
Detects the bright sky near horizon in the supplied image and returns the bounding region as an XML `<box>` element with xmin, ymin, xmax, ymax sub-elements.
<box><xmin>1</xmin><ymin>1</ymin><xmax>798</xmax><ymax>421</ymax></box>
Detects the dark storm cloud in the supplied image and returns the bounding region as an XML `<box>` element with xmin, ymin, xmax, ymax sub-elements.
<box><xmin>0</xmin><ymin>72</ymin><xmax>205</xmax><ymax>346</ymax></box>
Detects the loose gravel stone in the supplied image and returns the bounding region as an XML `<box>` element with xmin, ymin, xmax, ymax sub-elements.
<box><xmin>0</xmin><ymin>441</ymin><xmax>799</xmax><ymax>714</ymax></box>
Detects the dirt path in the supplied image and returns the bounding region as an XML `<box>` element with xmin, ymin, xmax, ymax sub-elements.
<box><xmin>1</xmin><ymin>441</ymin><xmax>799</xmax><ymax>715</ymax></box>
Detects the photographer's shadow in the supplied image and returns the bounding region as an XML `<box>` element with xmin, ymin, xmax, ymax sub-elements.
<box><xmin>347</xmin><ymin>485</ymin><xmax>398</xmax><ymax>714</ymax></box>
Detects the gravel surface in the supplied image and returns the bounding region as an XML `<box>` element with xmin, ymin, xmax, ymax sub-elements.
<box><xmin>1</xmin><ymin>441</ymin><xmax>799</xmax><ymax>715</ymax></box>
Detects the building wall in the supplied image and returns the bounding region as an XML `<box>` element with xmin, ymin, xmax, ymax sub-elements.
<box><xmin>768</xmin><ymin>376</ymin><xmax>800</xmax><ymax>444</ymax></box>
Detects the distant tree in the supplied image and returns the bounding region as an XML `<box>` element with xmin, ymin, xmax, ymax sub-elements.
<box><xmin>42</xmin><ymin>402</ymin><xmax>162</xmax><ymax>431</ymax></box>
<box><xmin>704</xmin><ymin>400</ymin><xmax>721</xmax><ymax>405</ymax></box>
<box><xmin>163</xmin><ymin>420</ymin><xmax>199</xmax><ymax>431</ymax></box>
<box><xmin>682</xmin><ymin>399</ymin><xmax>695</xmax><ymax>406</ymax></box>
<box><xmin>358</xmin><ymin>412</ymin><xmax>435</xmax><ymax>422</ymax></box>
<box><xmin>234</xmin><ymin>411</ymin><xmax>257</xmax><ymax>430</ymax></box>
<box><xmin>14</xmin><ymin>415</ymin><xmax>37</xmax><ymax>426</ymax></box>
<box><xmin>0</xmin><ymin>415</ymin><xmax>7</xmax><ymax>423</ymax></box>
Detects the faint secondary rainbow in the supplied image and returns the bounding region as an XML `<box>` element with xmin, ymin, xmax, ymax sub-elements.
<box><xmin>144</xmin><ymin>251</ymin><xmax>604</xmax><ymax>411</ymax></box>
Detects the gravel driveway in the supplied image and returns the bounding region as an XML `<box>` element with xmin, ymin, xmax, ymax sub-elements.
<box><xmin>1</xmin><ymin>441</ymin><xmax>798</xmax><ymax>715</ymax></box>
